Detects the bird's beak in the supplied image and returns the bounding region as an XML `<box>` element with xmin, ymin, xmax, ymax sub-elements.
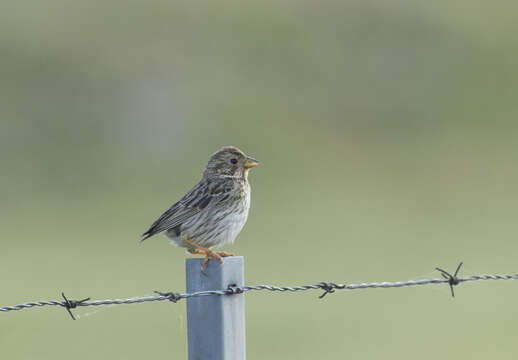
<box><xmin>244</xmin><ymin>157</ymin><xmax>260</xmax><ymax>169</ymax></box>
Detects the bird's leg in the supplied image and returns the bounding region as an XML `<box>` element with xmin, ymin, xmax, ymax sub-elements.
<box><xmin>187</xmin><ymin>249</ymin><xmax>207</xmax><ymax>255</ymax></box>
<box><xmin>184</xmin><ymin>239</ymin><xmax>223</xmax><ymax>268</ymax></box>
<box><xmin>188</xmin><ymin>248</ymin><xmax>234</xmax><ymax>259</ymax></box>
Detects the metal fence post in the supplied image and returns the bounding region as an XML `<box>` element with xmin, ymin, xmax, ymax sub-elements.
<box><xmin>186</xmin><ymin>256</ymin><xmax>246</xmax><ymax>360</ymax></box>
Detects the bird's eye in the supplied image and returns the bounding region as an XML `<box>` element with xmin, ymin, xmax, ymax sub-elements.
<box><xmin>230</xmin><ymin>158</ymin><xmax>238</xmax><ymax>164</ymax></box>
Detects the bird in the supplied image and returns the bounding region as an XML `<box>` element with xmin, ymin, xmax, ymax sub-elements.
<box><xmin>141</xmin><ymin>146</ymin><xmax>259</xmax><ymax>268</ymax></box>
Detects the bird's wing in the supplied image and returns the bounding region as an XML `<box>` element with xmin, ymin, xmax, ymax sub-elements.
<box><xmin>141</xmin><ymin>178</ymin><xmax>234</xmax><ymax>240</ymax></box>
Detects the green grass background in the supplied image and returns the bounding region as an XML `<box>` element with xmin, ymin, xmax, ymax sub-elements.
<box><xmin>2</xmin><ymin>1</ymin><xmax>518</xmax><ymax>359</ymax></box>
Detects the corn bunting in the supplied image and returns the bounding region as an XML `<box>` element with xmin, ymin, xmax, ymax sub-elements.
<box><xmin>142</xmin><ymin>146</ymin><xmax>259</xmax><ymax>268</ymax></box>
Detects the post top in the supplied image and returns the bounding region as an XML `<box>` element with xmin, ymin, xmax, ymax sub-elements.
<box><xmin>186</xmin><ymin>256</ymin><xmax>244</xmax><ymax>266</ymax></box>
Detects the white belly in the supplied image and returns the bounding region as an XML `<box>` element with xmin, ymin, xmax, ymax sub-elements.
<box><xmin>217</xmin><ymin>209</ymin><xmax>249</xmax><ymax>245</ymax></box>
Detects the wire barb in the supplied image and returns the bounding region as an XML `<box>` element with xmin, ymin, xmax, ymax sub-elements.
<box><xmin>435</xmin><ymin>262</ymin><xmax>463</xmax><ymax>297</ymax></box>
<box><xmin>154</xmin><ymin>291</ymin><xmax>181</xmax><ymax>303</ymax></box>
<box><xmin>60</xmin><ymin>292</ymin><xmax>91</xmax><ymax>320</ymax></box>
<box><xmin>318</xmin><ymin>282</ymin><xmax>338</xmax><ymax>299</ymax></box>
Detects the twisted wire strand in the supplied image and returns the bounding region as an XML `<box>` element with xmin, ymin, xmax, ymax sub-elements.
<box><xmin>2</xmin><ymin>272</ymin><xmax>518</xmax><ymax>315</ymax></box>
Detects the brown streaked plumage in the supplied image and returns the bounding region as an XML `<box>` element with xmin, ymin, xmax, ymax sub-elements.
<box><xmin>142</xmin><ymin>146</ymin><xmax>259</xmax><ymax>268</ymax></box>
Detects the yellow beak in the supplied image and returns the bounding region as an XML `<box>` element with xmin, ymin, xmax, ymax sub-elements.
<box><xmin>244</xmin><ymin>157</ymin><xmax>260</xmax><ymax>169</ymax></box>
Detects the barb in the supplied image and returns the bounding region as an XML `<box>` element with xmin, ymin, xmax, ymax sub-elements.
<box><xmin>436</xmin><ymin>262</ymin><xmax>463</xmax><ymax>297</ymax></box>
<box><xmin>2</xmin><ymin>263</ymin><xmax>518</xmax><ymax>319</ymax></box>
<box><xmin>317</xmin><ymin>282</ymin><xmax>345</xmax><ymax>298</ymax></box>
<box><xmin>154</xmin><ymin>291</ymin><xmax>181</xmax><ymax>303</ymax></box>
<box><xmin>61</xmin><ymin>292</ymin><xmax>91</xmax><ymax>320</ymax></box>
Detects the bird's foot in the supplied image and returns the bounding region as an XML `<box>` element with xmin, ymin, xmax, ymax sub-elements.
<box><xmin>187</xmin><ymin>245</ymin><xmax>233</xmax><ymax>269</ymax></box>
<box><xmin>201</xmin><ymin>250</ymin><xmax>223</xmax><ymax>269</ymax></box>
<box><xmin>216</xmin><ymin>251</ymin><xmax>234</xmax><ymax>257</ymax></box>
<box><xmin>188</xmin><ymin>249</ymin><xmax>223</xmax><ymax>263</ymax></box>
<box><xmin>200</xmin><ymin>251</ymin><xmax>234</xmax><ymax>269</ymax></box>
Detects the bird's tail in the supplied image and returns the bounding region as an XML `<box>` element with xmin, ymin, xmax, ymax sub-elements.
<box><xmin>140</xmin><ymin>231</ymin><xmax>153</xmax><ymax>242</ymax></box>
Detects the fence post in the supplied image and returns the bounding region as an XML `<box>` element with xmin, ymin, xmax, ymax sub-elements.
<box><xmin>186</xmin><ymin>256</ymin><xmax>246</xmax><ymax>360</ymax></box>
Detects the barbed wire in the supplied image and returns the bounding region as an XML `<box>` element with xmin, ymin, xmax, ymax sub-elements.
<box><xmin>2</xmin><ymin>262</ymin><xmax>518</xmax><ymax>320</ymax></box>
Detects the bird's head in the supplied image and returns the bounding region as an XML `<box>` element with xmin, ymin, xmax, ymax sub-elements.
<box><xmin>204</xmin><ymin>146</ymin><xmax>259</xmax><ymax>180</ymax></box>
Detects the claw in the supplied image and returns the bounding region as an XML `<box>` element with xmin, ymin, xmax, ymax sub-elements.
<box><xmin>201</xmin><ymin>257</ymin><xmax>209</xmax><ymax>270</ymax></box>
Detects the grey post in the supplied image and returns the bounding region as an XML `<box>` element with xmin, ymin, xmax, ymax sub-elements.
<box><xmin>186</xmin><ymin>256</ymin><xmax>246</xmax><ymax>360</ymax></box>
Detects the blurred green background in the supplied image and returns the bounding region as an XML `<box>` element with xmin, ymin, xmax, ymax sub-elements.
<box><xmin>2</xmin><ymin>0</ymin><xmax>518</xmax><ymax>359</ymax></box>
